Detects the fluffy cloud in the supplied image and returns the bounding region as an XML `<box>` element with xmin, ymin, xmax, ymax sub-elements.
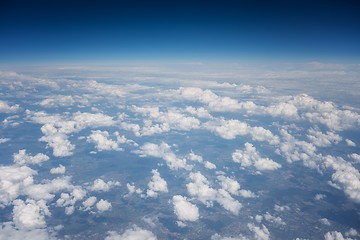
<box><xmin>217</xmin><ymin>175</ymin><xmax>255</xmax><ymax>198</ymax></box>
<box><xmin>39</xmin><ymin>95</ymin><xmax>76</xmax><ymax>107</ymax></box>
<box><xmin>105</xmin><ymin>225</ymin><xmax>157</xmax><ymax>240</ymax></box>
<box><xmin>306</xmin><ymin>129</ymin><xmax>342</xmax><ymax>147</ymax></box>
<box><xmin>50</xmin><ymin>165</ymin><xmax>66</xmax><ymax>174</ymax></box>
<box><xmin>135</xmin><ymin>142</ymin><xmax>191</xmax><ymax>170</ymax></box>
<box><xmin>247</xmin><ymin>223</ymin><xmax>270</xmax><ymax>240</ymax></box>
<box><xmin>187</xmin><ymin>172</ymin><xmax>242</xmax><ymax>215</ymax></box>
<box><xmin>172</xmin><ymin>195</ymin><xmax>200</xmax><ymax>223</ymax></box>
<box><xmin>0</xmin><ymin>138</ymin><xmax>10</xmax><ymax>144</ymax></box>
<box><xmin>12</xmin><ymin>199</ymin><xmax>50</xmax><ymax>230</ymax></box>
<box><xmin>0</xmin><ymin>100</ymin><xmax>19</xmax><ymax>113</ymax></box>
<box><xmin>0</xmin><ymin>165</ymin><xmax>36</xmax><ymax>206</ymax></box>
<box><xmin>257</xmin><ymin>212</ymin><xmax>286</xmax><ymax>226</ymax></box>
<box><xmin>232</xmin><ymin>143</ymin><xmax>281</xmax><ymax>171</ymax></box>
<box><xmin>346</xmin><ymin>139</ymin><xmax>356</xmax><ymax>147</ymax></box>
<box><xmin>205</xmin><ymin>118</ymin><xmax>279</xmax><ymax>145</ymax></box>
<box><xmin>324</xmin><ymin>231</ymin><xmax>354</xmax><ymax>240</ymax></box>
<box><xmin>96</xmin><ymin>199</ymin><xmax>112</xmax><ymax>212</ymax></box>
<box><xmin>146</xmin><ymin>169</ymin><xmax>168</xmax><ymax>198</ymax></box>
<box><xmin>211</xmin><ymin>233</ymin><xmax>249</xmax><ymax>240</ymax></box>
<box><xmin>0</xmin><ymin>222</ymin><xmax>56</xmax><ymax>240</ymax></box>
<box><xmin>81</xmin><ymin>196</ymin><xmax>97</xmax><ymax>211</ymax></box>
<box><xmin>87</xmin><ymin>130</ymin><xmax>123</xmax><ymax>151</ymax></box>
<box><xmin>88</xmin><ymin>179</ymin><xmax>120</xmax><ymax>192</ymax></box>
<box><xmin>13</xmin><ymin>149</ymin><xmax>49</xmax><ymax>166</ymax></box>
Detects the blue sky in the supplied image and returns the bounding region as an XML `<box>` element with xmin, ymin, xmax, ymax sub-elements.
<box><xmin>1</xmin><ymin>0</ymin><xmax>360</xmax><ymax>63</ymax></box>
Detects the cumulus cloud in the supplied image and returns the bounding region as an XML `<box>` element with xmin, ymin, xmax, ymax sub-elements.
<box><xmin>0</xmin><ymin>222</ymin><xmax>56</xmax><ymax>240</ymax></box>
<box><xmin>81</xmin><ymin>196</ymin><xmax>97</xmax><ymax>211</ymax></box>
<box><xmin>345</xmin><ymin>139</ymin><xmax>356</xmax><ymax>147</ymax></box>
<box><xmin>274</xmin><ymin>204</ymin><xmax>290</xmax><ymax>212</ymax></box>
<box><xmin>324</xmin><ymin>231</ymin><xmax>353</xmax><ymax>240</ymax></box>
<box><xmin>205</xmin><ymin>118</ymin><xmax>279</xmax><ymax>145</ymax></box>
<box><xmin>50</xmin><ymin>165</ymin><xmax>66</xmax><ymax>174</ymax></box>
<box><xmin>88</xmin><ymin>179</ymin><xmax>120</xmax><ymax>192</ymax></box>
<box><xmin>320</xmin><ymin>218</ymin><xmax>331</xmax><ymax>226</ymax></box>
<box><xmin>13</xmin><ymin>149</ymin><xmax>49</xmax><ymax>166</ymax></box>
<box><xmin>247</xmin><ymin>223</ymin><xmax>270</xmax><ymax>240</ymax></box>
<box><xmin>0</xmin><ymin>165</ymin><xmax>36</xmax><ymax>206</ymax></box>
<box><xmin>96</xmin><ymin>199</ymin><xmax>112</xmax><ymax>212</ymax></box>
<box><xmin>135</xmin><ymin>142</ymin><xmax>191</xmax><ymax>170</ymax></box>
<box><xmin>172</xmin><ymin>195</ymin><xmax>200</xmax><ymax>224</ymax></box>
<box><xmin>0</xmin><ymin>138</ymin><xmax>10</xmax><ymax>144</ymax></box>
<box><xmin>105</xmin><ymin>225</ymin><xmax>157</xmax><ymax>240</ymax></box>
<box><xmin>217</xmin><ymin>175</ymin><xmax>255</xmax><ymax>198</ymax></box>
<box><xmin>0</xmin><ymin>100</ymin><xmax>19</xmax><ymax>113</ymax></box>
<box><xmin>12</xmin><ymin>199</ymin><xmax>50</xmax><ymax>230</ymax></box>
<box><xmin>39</xmin><ymin>95</ymin><xmax>76</xmax><ymax>107</ymax></box>
<box><xmin>314</xmin><ymin>194</ymin><xmax>326</xmax><ymax>201</ymax></box>
<box><xmin>349</xmin><ymin>153</ymin><xmax>360</xmax><ymax>163</ymax></box>
<box><xmin>87</xmin><ymin>130</ymin><xmax>123</xmax><ymax>151</ymax></box>
<box><xmin>187</xmin><ymin>172</ymin><xmax>242</xmax><ymax>215</ymax></box>
<box><xmin>211</xmin><ymin>233</ymin><xmax>249</xmax><ymax>240</ymax></box>
<box><xmin>146</xmin><ymin>169</ymin><xmax>168</xmax><ymax>198</ymax></box>
<box><xmin>232</xmin><ymin>143</ymin><xmax>281</xmax><ymax>171</ymax></box>
<box><xmin>306</xmin><ymin>129</ymin><xmax>342</xmax><ymax>147</ymax></box>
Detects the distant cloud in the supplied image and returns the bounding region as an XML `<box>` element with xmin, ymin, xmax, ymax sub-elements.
<box><xmin>172</xmin><ymin>195</ymin><xmax>200</xmax><ymax>224</ymax></box>
<box><xmin>105</xmin><ymin>225</ymin><xmax>157</xmax><ymax>240</ymax></box>
<box><xmin>146</xmin><ymin>169</ymin><xmax>168</xmax><ymax>198</ymax></box>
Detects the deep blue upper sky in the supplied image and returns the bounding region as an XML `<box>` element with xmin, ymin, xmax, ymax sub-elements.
<box><xmin>1</xmin><ymin>0</ymin><xmax>360</xmax><ymax>63</ymax></box>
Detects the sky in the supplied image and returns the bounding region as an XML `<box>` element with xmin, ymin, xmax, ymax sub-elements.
<box><xmin>1</xmin><ymin>0</ymin><xmax>360</xmax><ymax>63</ymax></box>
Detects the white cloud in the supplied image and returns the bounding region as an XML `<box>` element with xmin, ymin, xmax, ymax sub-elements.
<box><xmin>81</xmin><ymin>196</ymin><xmax>97</xmax><ymax>211</ymax></box>
<box><xmin>187</xmin><ymin>172</ymin><xmax>242</xmax><ymax>215</ymax></box>
<box><xmin>126</xmin><ymin>183</ymin><xmax>143</xmax><ymax>196</ymax></box>
<box><xmin>205</xmin><ymin>118</ymin><xmax>279</xmax><ymax>145</ymax></box>
<box><xmin>263</xmin><ymin>212</ymin><xmax>286</xmax><ymax>226</ymax></box>
<box><xmin>87</xmin><ymin>130</ymin><xmax>123</xmax><ymax>151</ymax></box>
<box><xmin>217</xmin><ymin>175</ymin><xmax>255</xmax><ymax>198</ymax></box>
<box><xmin>135</xmin><ymin>142</ymin><xmax>191</xmax><ymax>170</ymax></box>
<box><xmin>345</xmin><ymin>139</ymin><xmax>356</xmax><ymax>147</ymax></box>
<box><xmin>172</xmin><ymin>195</ymin><xmax>200</xmax><ymax>222</ymax></box>
<box><xmin>146</xmin><ymin>169</ymin><xmax>168</xmax><ymax>198</ymax></box>
<box><xmin>320</xmin><ymin>218</ymin><xmax>331</xmax><ymax>226</ymax></box>
<box><xmin>247</xmin><ymin>223</ymin><xmax>270</xmax><ymax>240</ymax></box>
<box><xmin>306</xmin><ymin>129</ymin><xmax>342</xmax><ymax>147</ymax></box>
<box><xmin>0</xmin><ymin>100</ymin><xmax>19</xmax><ymax>113</ymax></box>
<box><xmin>324</xmin><ymin>231</ymin><xmax>353</xmax><ymax>240</ymax></box>
<box><xmin>50</xmin><ymin>165</ymin><xmax>66</xmax><ymax>175</ymax></box>
<box><xmin>39</xmin><ymin>95</ymin><xmax>75</xmax><ymax>107</ymax></box>
<box><xmin>96</xmin><ymin>199</ymin><xmax>112</xmax><ymax>212</ymax></box>
<box><xmin>345</xmin><ymin>228</ymin><xmax>360</xmax><ymax>238</ymax></box>
<box><xmin>204</xmin><ymin>161</ymin><xmax>217</xmax><ymax>169</ymax></box>
<box><xmin>211</xmin><ymin>233</ymin><xmax>249</xmax><ymax>240</ymax></box>
<box><xmin>0</xmin><ymin>222</ymin><xmax>56</xmax><ymax>240</ymax></box>
<box><xmin>314</xmin><ymin>194</ymin><xmax>326</xmax><ymax>201</ymax></box>
<box><xmin>0</xmin><ymin>138</ymin><xmax>10</xmax><ymax>144</ymax></box>
<box><xmin>13</xmin><ymin>149</ymin><xmax>49</xmax><ymax>166</ymax></box>
<box><xmin>0</xmin><ymin>165</ymin><xmax>36</xmax><ymax>207</ymax></box>
<box><xmin>349</xmin><ymin>153</ymin><xmax>360</xmax><ymax>163</ymax></box>
<box><xmin>232</xmin><ymin>143</ymin><xmax>281</xmax><ymax>171</ymax></box>
<box><xmin>274</xmin><ymin>204</ymin><xmax>290</xmax><ymax>212</ymax></box>
<box><xmin>12</xmin><ymin>199</ymin><xmax>50</xmax><ymax>230</ymax></box>
<box><xmin>105</xmin><ymin>225</ymin><xmax>157</xmax><ymax>240</ymax></box>
<box><xmin>88</xmin><ymin>179</ymin><xmax>120</xmax><ymax>192</ymax></box>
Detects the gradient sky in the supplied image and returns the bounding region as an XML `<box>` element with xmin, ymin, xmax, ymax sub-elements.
<box><xmin>1</xmin><ymin>0</ymin><xmax>360</xmax><ymax>63</ymax></box>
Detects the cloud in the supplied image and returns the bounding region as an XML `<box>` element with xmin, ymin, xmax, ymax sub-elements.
<box><xmin>12</xmin><ymin>199</ymin><xmax>50</xmax><ymax>230</ymax></box>
<box><xmin>187</xmin><ymin>172</ymin><xmax>242</xmax><ymax>215</ymax></box>
<box><xmin>146</xmin><ymin>169</ymin><xmax>168</xmax><ymax>198</ymax></box>
<box><xmin>87</xmin><ymin>130</ymin><xmax>123</xmax><ymax>151</ymax></box>
<box><xmin>349</xmin><ymin>153</ymin><xmax>360</xmax><ymax>163</ymax></box>
<box><xmin>88</xmin><ymin>179</ymin><xmax>120</xmax><ymax>192</ymax></box>
<box><xmin>135</xmin><ymin>142</ymin><xmax>191</xmax><ymax>170</ymax></box>
<box><xmin>105</xmin><ymin>225</ymin><xmax>157</xmax><ymax>240</ymax></box>
<box><xmin>0</xmin><ymin>165</ymin><xmax>36</xmax><ymax>207</ymax></box>
<box><xmin>247</xmin><ymin>223</ymin><xmax>270</xmax><ymax>240</ymax></box>
<box><xmin>50</xmin><ymin>165</ymin><xmax>66</xmax><ymax>175</ymax></box>
<box><xmin>306</xmin><ymin>129</ymin><xmax>342</xmax><ymax>147</ymax></box>
<box><xmin>205</xmin><ymin>118</ymin><xmax>279</xmax><ymax>145</ymax></box>
<box><xmin>232</xmin><ymin>143</ymin><xmax>281</xmax><ymax>171</ymax></box>
<box><xmin>96</xmin><ymin>199</ymin><xmax>112</xmax><ymax>212</ymax></box>
<box><xmin>13</xmin><ymin>149</ymin><xmax>49</xmax><ymax>166</ymax></box>
<box><xmin>324</xmin><ymin>231</ymin><xmax>354</xmax><ymax>240</ymax></box>
<box><xmin>345</xmin><ymin>139</ymin><xmax>356</xmax><ymax>147</ymax></box>
<box><xmin>217</xmin><ymin>175</ymin><xmax>255</xmax><ymax>198</ymax></box>
<box><xmin>172</xmin><ymin>195</ymin><xmax>200</xmax><ymax>223</ymax></box>
<box><xmin>0</xmin><ymin>222</ymin><xmax>56</xmax><ymax>240</ymax></box>
<box><xmin>320</xmin><ymin>218</ymin><xmax>331</xmax><ymax>226</ymax></box>
<box><xmin>0</xmin><ymin>138</ymin><xmax>10</xmax><ymax>144</ymax></box>
<box><xmin>81</xmin><ymin>196</ymin><xmax>97</xmax><ymax>211</ymax></box>
<box><xmin>314</xmin><ymin>194</ymin><xmax>326</xmax><ymax>201</ymax></box>
<box><xmin>0</xmin><ymin>100</ymin><xmax>19</xmax><ymax>113</ymax></box>
<box><xmin>39</xmin><ymin>95</ymin><xmax>76</xmax><ymax>107</ymax></box>
<box><xmin>273</xmin><ymin>204</ymin><xmax>290</xmax><ymax>212</ymax></box>
<box><xmin>211</xmin><ymin>233</ymin><xmax>249</xmax><ymax>240</ymax></box>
